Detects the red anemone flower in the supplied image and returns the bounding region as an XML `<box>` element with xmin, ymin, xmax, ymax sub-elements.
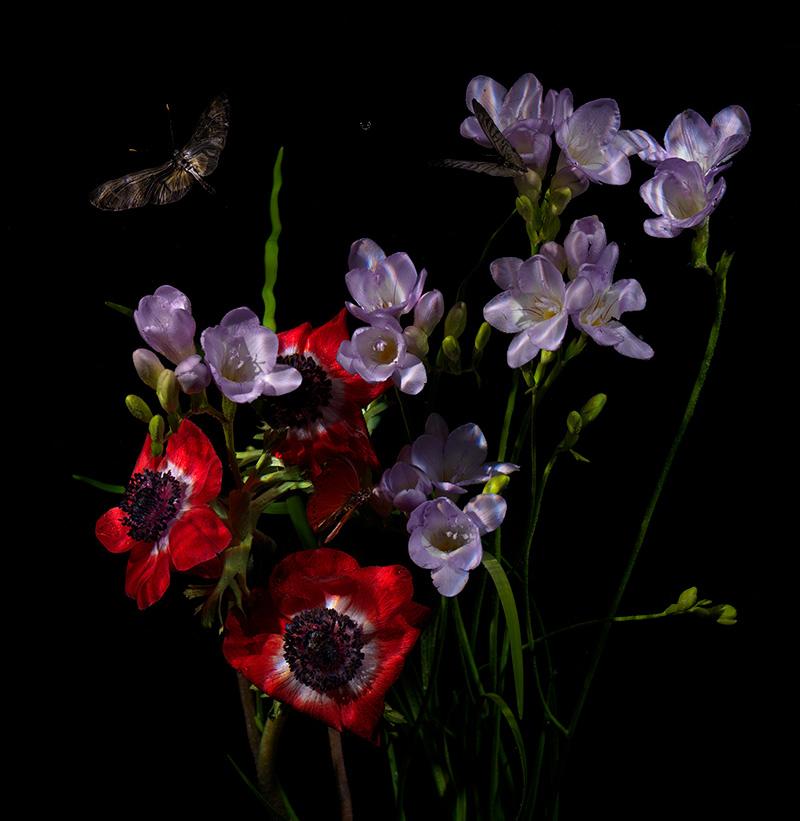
<box><xmin>223</xmin><ymin>548</ymin><xmax>428</xmax><ymax>742</ymax></box>
<box><xmin>264</xmin><ymin>310</ymin><xmax>387</xmax><ymax>474</ymax></box>
<box><xmin>95</xmin><ymin>419</ymin><xmax>231</xmax><ymax>609</ymax></box>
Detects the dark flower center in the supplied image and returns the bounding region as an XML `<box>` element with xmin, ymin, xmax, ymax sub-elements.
<box><xmin>283</xmin><ymin>607</ymin><xmax>365</xmax><ymax>694</ymax></box>
<box><xmin>120</xmin><ymin>469</ymin><xmax>183</xmax><ymax>542</ymax></box>
<box><xmin>262</xmin><ymin>354</ymin><xmax>333</xmax><ymax>429</ymax></box>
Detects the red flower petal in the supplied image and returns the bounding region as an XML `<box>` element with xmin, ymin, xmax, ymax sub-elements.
<box><xmin>163</xmin><ymin>419</ymin><xmax>222</xmax><ymax>504</ymax></box>
<box><xmin>125</xmin><ymin>543</ymin><xmax>172</xmax><ymax>609</ymax></box>
<box><xmin>95</xmin><ymin>506</ymin><xmax>143</xmax><ymax>555</ymax></box>
<box><xmin>277</xmin><ymin>321</ymin><xmax>313</xmax><ymax>355</ymax></box>
<box><xmin>131</xmin><ymin>434</ymin><xmax>160</xmax><ymax>476</ymax></box>
<box><xmin>167</xmin><ymin>506</ymin><xmax>231</xmax><ymax>571</ymax></box>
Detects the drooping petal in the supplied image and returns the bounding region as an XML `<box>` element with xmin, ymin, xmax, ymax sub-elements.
<box><xmin>464</xmin><ymin>493</ymin><xmax>507</xmax><ymax>535</ymax></box>
<box><xmin>125</xmin><ymin>544</ymin><xmax>172</xmax><ymax>609</ymax></box>
<box><xmin>260</xmin><ymin>363</ymin><xmax>303</xmax><ymax>396</ymax></box>
<box><xmin>430</xmin><ymin>564</ymin><xmax>470</xmax><ymax>597</ymax></box>
<box><xmin>613</xmin><ymin>326</ymin><xmax>654</xmax><ymax>359</ymax></box>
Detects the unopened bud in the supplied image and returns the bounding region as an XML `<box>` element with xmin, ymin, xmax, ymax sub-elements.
<box><xmin>566</xmin><ymin>411</ymin><xmax>583</xmax><ymax>436</ymax></box>
<box><xmin>444</xmin><ymin>302</ymin><xmax>468</xmax><ymax>339</ymax></box>
<box><xmin>414</xmin><ymin>290</ymin><xmax>444</xmax><ymax>335</ymax></box>
<box><xmin>548</xmin><ymin>186</ymin><xmax>572</xmax><ymax>216</ymax></box>
<box><xmin>442</xmin><ymin>335</ymin><xmax>461</xmax><ymax>363</ymax></box>
<box><xmin>125</xmin><ymin>394</ymin><xmax>153</xmax><ymax>424</ymax></box>
<box><xmin>580</xmin><ymin>393</ymin><xmax>607</xmax><ymax>424</ymax></box>
<box><xmin>175</xmin><ymin>355</ymin><xmax>211</xmax><ymax>395</ymax></box>
<box><xmin>149</xmin><ymin>414</ymin><xmax>165</xmax><ymax>456</ymax></box>
<box><xmin>473</xmin><ymin>321</ymin><xmax>491</xmax><ymax>353</ymax></box>
<box><xmin>156</xmin><ymin>369</ymin><xmax>179</xmax><ymax>414</ymax></box>
<box><xmin>713</xmin><ymin>604</ymin><xmax>737</xmax><ymax>625</ymax></box>
<box><xmin>483</xmin><ymin>474</ymin><xmax>510</xmax><ymax>495</ymax></box>
<box><xmin>404</xmin><ymin>325</ymin><xmax>429</xmax><ymax>358</ymax></box>
<box><xmin>677</xmin><ymin>587</ymin><xmax>699</xmax><ymax>611</ymax></box>
<box><xmin>514</xmin><ymin>170</ymin><xmax>542</xmax><ymax>203</ymax></box>
<box><xmin>133</xmin><ymin>348</ymin><xmax>165</xmax><ymax>389</ymax></box>
<box><xmin>515</xmin><ymin>194</ymin><xmax>535</xmax><ymax>222</ymax></box>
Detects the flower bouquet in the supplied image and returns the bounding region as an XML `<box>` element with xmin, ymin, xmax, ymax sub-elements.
<box><xmin>74</xmin><ymin>64</ymin><xmax>757</xmax><ymax>818</ymax></box>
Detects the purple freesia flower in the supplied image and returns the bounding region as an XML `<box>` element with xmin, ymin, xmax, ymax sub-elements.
<box><xmin>572</xmin><ymin>245</ymin><xmax>653</xmax><ymax>359</ymax></box>
<box><xmin>336</xmin><ymin>315</ymin><xmax>426</xmax><ymax>395</ymax></box>
<box><xmin>639</xmin><ymin>158</ymin><xmax>726</xmax><ymax>238</ymax></box>
<box><xmin>201</xmin><ymin>308</ymin><xmax>302</xmax><ymax>403</ymax></box>
<box><xmin>410</xmin><ymin>413</ymin><xmax>518</xmax><ymax>496</ymax></box>
<box><xmin>555</xmin><ymin>95</ymin><xmax>636</xmax><ymax>185</ymax></box>
<box><xmin>134</xmin><ymin>285</ymin><xmax>197</xmax><ymax>365</ymax></box>
<box><xmin>407</xmin><ymin>495</ymin><xmax>506</xmax><ymax>597</ymax></box>
<box><xmin>344</xmin><ymin>239</ymin><xmax>427</xmax><ymax>324</ymax></box>
<box><xmin>460</xmin><ymin>73</ymin><xmax>561</xmax><ymax>177</ymax></box>
<box><xmin>483</xmin><ymin>255</ymin><xmax>593</xmax><ymax>368</ymax></box>
<box><xmin>374</xmin><ymin>462</ymin><xmax>433</xmax><ymax>514</ymax></box>
<box><xmin>623</xmin><ymin>106</ymin><xmax>750</xmax><ymax>179</ymax></box>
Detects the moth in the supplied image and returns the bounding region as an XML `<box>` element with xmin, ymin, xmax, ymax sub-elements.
<box><xmin>440</xmin><ymin>98</ymin><xmax>528</xmax><ymax>177</ymax></box>
<box><xmin>90</xmin><ymin>94</ymin><xmax>230</xmax><ymax>210</ymax></box>
<box><xmin>306</xmin><ymin>458</ymin><xmax>374</xmax><ymax>544</ymax></box>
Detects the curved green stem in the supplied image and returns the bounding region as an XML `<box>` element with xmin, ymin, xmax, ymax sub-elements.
<box><xmin>328</xmin><ymin>728</ymin><xmax>353</xmax><ymax>821</ymax></box>
<box><xmin>286</xmin><ymin>494</ymin><xmax>317</xmax><ymax>550</ymax></box>
<box><xmin>567</xmin><ymin>258</ymin><xmax>729</xmax><ymax>741</ymax></box>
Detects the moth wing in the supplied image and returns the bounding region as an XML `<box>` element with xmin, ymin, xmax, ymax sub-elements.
<box><xmin>90</xmin><ymin>160</ymin><xmax>185</xmax><ymax>211</ymax></box>
<box><xmin>181</xmin><ymin>94</ymin><xmax>230</xmax><ymax>177</ymax></box>
<box><xmin>471</xmin><ymin>99</ymin><xmax>527</xmax><ymax>175</ymax></box>
<box><xmin>439</xmin><ymin>158</ymin><xmax>526</xmax><ymax>177</ymax></box>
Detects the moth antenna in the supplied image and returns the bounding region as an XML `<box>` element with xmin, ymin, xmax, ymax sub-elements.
<box><xmin>165</xmin><ymin>102</ymin><xmax>175</xmax><ymax>152</ymax></box>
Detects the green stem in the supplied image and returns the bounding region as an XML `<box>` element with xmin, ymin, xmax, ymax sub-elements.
<box><xmin>567</xmin><ymin>260</ymin><xmax>729</xmax><ymax>741</ymax></box>
<box><xmin>328</xmin><ymin>728</ymin><xmax>353</xmax><ymax>821</ymax></box>
<box><xmin>221</xmin><ymin>396</ymin><xmax>244</xmax><ymax>488</ymax></box>
<box><xmin>256</xmin><ymin>704</ymin><xmax>289</xmax><ymax>819</ymax></box>
<box><xmin>237</xmin><ymin>672</ymin><xmax>261</xmax><ymax>760</ymax></box>
<box><xmin>455</xmin><ymin>207</ymin><xmax>517</xmax><ymax>303</ymax></box>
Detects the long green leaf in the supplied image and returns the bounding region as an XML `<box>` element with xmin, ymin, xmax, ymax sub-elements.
<box><xmin>72</xmin><ymin>474</ymin><xmax>125</xmax><ymax>494</ymax></box>
<box><xmin>482</xmin><ymin>552</ymin><xmax>524</xmax><ymax>718</ymax></box>
<box><xmin>483</xmin><ymin>692</ymin><xmax>528</xmax><ymax>799</ymax></box>
<box><xmin>452</xmin><ymin>598</ymin><xmax>482</xmax><ymax>699</ymax></box>
<box><xmin>262</xmin><ymin>146</ymin><xmax>284</xmax><ymax>330</ymax></box>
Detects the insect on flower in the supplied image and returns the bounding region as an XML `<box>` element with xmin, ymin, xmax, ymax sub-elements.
<box><xmin>306</xmin><ymin>457</ymin><xmax>374</xmax><ymax>543</ymax></box>
<box><xmin>440</xmin><ymin>98</ymin><xmax>528</xmax><ymax>177</ymax></box>
<box><xmin>90</xmin><ymin>94</ymin><xmax>230</xmax><ymax>210</ymax></box>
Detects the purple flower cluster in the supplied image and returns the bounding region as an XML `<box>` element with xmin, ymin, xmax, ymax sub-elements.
<box><xmin>621</xmin><ymin>107</ymin><xmax>750</xmax><ymax>237</ymax></box>
<box><xmin>336</xmin><ymin>239</ymin><xmax>443</xmax><ymax>395</ymax></box>
<box><xmin>460</xmin><ymin>74</ymin><xmax>638</xmax><ymax>200</ymax></box>
<box><xmin>484</xmin><ymin>217</ymin><xmax>653</xmax><ymax>367</ymax></box>
<box><xmin>132</xmin><ymin>286</ymin><xmax>301</xmax><ymax>404</ymax></box>
<box><xmin>375</xmin><ymin>413</ymin><xmax>516</xmax><ymax>596</ymax></box>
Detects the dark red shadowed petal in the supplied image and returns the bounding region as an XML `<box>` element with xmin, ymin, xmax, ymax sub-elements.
<box><xmin>163</xmin><ymin>419</ymin><xmax>222</xmax><ymax>504</ymax></box>
<box><xmin>307</xmin><ymin>458</ymin><xmax>373</xmax><ymax>542</ymax></box>
<box><xmin>191</xmin><ymin>555</ymin><xmax>225</xmax><ymax>579</ymax></box>
<box><xmin>269</xmin><ymin>548</ymin><xmax>361</xmax><ymax>600</ymax></box>
<box><xmin>167</xmin><ymin>506</ymin><xmax>231</xmax><ymax>571</ymax></box>
<box><xmin>95</xmin><ymin>507</ymin><xmax>144</xmax><ymax>554</ymax></box>
<box><xmin>350</xmin><ymin>565</ymin><xmax>430</xmax><ymax>628</ymax></box>
<box><xmin>125</xmin><ymin>543</ymin><xmax>172</xmax><ymax>609</ymax></box>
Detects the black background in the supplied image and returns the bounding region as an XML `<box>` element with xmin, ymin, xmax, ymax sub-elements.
<box><xmin>20</xmin><ymin>39</ymin><xmax>788</xmax><ymax>818</ymax></box>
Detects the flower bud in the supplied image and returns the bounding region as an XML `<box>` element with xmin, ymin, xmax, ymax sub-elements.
<box><xmin>149</xmin><ymin>414</ymin><xmax>165</xmax><ymax>456</ymax></box>
<box><xmin>442</xmin><ymin>335</ymin><xmax>461</xmax><ymax>364</ymax></box>
<box><xmin>156</xmin><ymin>369</ymin><xmax>179</xmax><ymax>414</ymax></box>
<box><xmin>473</xmin><ymin>322</ymin><xmax>491</xmax><ymax>353</ymax></box>
<box><xmin>414</xmin><ymin>290</ymin><xmax>444</xmax><ymax>336</ymax></box>
<box><xmin>132</xmin><ymin>348</ymin><xmax>165</xmax><ymax>389</ymax></box>
<box><xmin>125</xmin><ymin>394</ymin><xmax>153</xmax><ymax>424</ymax></box>
<box><xmin>677</xmin><ymin>586</ymin><xmax>699</xmax><ymax>611</ymax></box>
<box><xmin>580</xmin><ymin>393</ymin><xmax>607</xmax><ymax>424</ymax></box>
<box><xmin>175</xmin><ymin>354</ymin><xmax>211</xmax><ymax>395</ymax></box>
<box><xmin>515</xmin><ymin>195</ymin><xmax>535</xmax><ymax>223</ymax></box>
<box><xmin>514</xmin><ymin>170</ymin><xmax>542</xmax><ymax>203</ymax></box>
<box><xmin>444</xmin><ymin>302</ymin><xmax>468</xmax><ymax>339</ymax></box>
<box><xmin>482</xmin><ymin>474</ymin><xmax>510</xmax><ymax>495</ymax></box>
<box><xmin>404</xmin><ymin>325</ymin><xmax>429</xmax><ymax>358</ymax></box>
<box><xmin>548</xmin><ymin>186</ymin><xmax>573</xmax><ymax>216</ymax></box>
<box><xmin>713</xmin><ymin>604</ymin><xmax>737</xmax><ymax>625</ymax></box>
<box><xmin>566</xmin><ymin>411</ymin><xmax>583</xmax><ymax>436</ymax></box>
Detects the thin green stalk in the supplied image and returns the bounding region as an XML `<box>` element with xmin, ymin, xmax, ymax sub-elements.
<box><xmin>328</xmin><ymin>728</ymin><xmax>353</xmax><ymax>821</ymax></box>
<box><xmin>221</xmin><ymin>396</ymin><xmax>244</xmax><ymax>488</ymax></box>
<box><xmin>256</xmin><ymin>704</ymin><xmax>289</xmax><ymax>819</ymax></box>
<box><xmin>286</xmin><ymin>494</ymin><xmax>317</xmax><ymax>550</ymax></box>
<box><xmin>567</xmin><ymin>258</ymin><xmax>730</xmax><ymax>741</ymax></box>
<box><xmin>394</xmin><ymin>387</ymin><xmax>413</xmax><ymax>442</ymax></box>
<box><xmin>237</xmin><ymin>672</ymin><xmax>260</xmax><ymax>760</ymax></box>
<box><xmin>455</xmin><ymin>207</ymin><xmax>517</xmax><ymax>303</ymax></box>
